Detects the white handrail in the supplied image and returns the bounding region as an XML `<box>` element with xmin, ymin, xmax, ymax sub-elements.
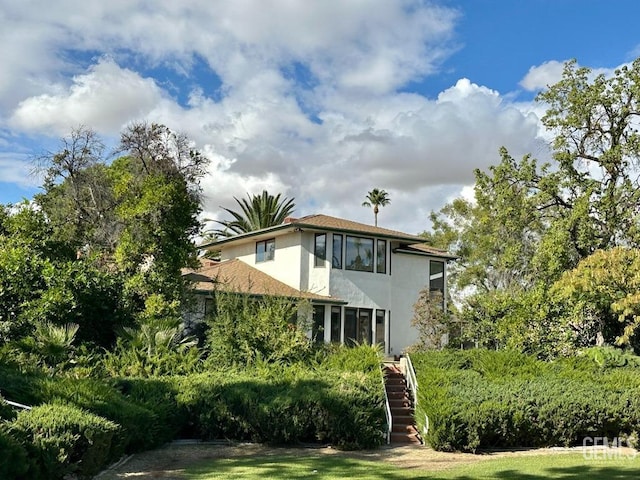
<box><xmin>5</xmin><ymin>399</ymin><xmax>31</xmax><ymax>410</ymax></box>
<box><xmin>381</xmin><ymin>365</ymin><xmax>392</xmax><ymax>444</ymax></box>
<box><xmin>404</xmin><ymin>354</ymin><xmax>418</xmax><ymax>407</ymax></box>
<box><xmin>404</xmin><ymin>354</ymin><xmax>428</xmax><ymax>436</ymax></box>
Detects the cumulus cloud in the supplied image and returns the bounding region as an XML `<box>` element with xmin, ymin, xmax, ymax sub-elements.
<box><xmin>10</xmin><ymin>59</ymin><xmax>166</xmax><ymax>136</ymax></box>
<box><xmin>1</xmin><ymin>0</ymin><xmax>551</xmax><ymax>234</ymax></box>
<box><xmin>520</xmin><ymin>60</ymin><xmax>567</xmax><ymax>91</ymax></box>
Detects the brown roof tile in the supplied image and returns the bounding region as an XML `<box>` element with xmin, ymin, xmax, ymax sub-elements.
<box><xmin>182</xmin><ymin>258</ymin><xmax>343</xmax><ymax>303</ymax></box>
<box><xmin>292</xmin><ymin>214</ymin><xmax>425</xmax><ymax>241</ymax></box>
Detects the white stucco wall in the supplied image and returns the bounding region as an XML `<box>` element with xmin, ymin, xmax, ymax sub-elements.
<box><xmin>214</xmin><ymin>229</ymin><xmax>447</xmax><ymax>355</ymax></box>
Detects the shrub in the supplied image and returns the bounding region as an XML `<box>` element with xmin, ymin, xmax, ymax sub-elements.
<box><xmin>10</xmin><ymin>403</ymin><xmax>121</xmax><ymax>480</ymax></box>
<box><xmin>176</xmin><ymin>353</ymin><xmax>386</xmax><ymax>449</ymax></box>
<box><xmin>0</xmin><ymin>424</ymin><xmax>29</xmax><ymax>479</ymax></box>
<box><xmin>412</xmin><ymin>349</ymin><xmax>640</xmax><ymax>452</ymax></box>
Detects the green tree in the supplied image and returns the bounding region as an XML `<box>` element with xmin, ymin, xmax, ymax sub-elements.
<box><xmin>427</xmin><ymin>59</ymin><xmax>640</xmax><ymax>356</ymax></box>
<box><xmin>211</xmin><ymin>190</ymin><xmax>295</xmax><ymax>237</ymax></box>
<box><xmin>550</xmin><ymin>247</ymin><xmax>640</xmax><ymax>351</ymax></box>
<box><xmin>362</xmin><ymin>188</ymin><xmax>391</xmax><ymax>227</ymax></box>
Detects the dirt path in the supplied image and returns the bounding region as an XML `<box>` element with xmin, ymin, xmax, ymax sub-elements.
<box><xmin>94</xmin><ymin>441</ymin><xmax>604</xmax><ymax>479</ymax></box>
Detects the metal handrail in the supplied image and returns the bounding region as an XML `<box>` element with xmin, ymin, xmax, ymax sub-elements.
<box><xmin>5</xmin><ymin>399</ymin><xmax>31</xmax><ymax>410</ymax></box>
<box><xmin>380</xmin><ymin>364</ymin><xmax>392</xmax><ymax>444</ymax></box>
<box><xmin>404</xmin><ymin>354</ymin><xmax>428</xmax><ymax>436</ymax></box>
<box><xmin>404</xmin><ymin>354</ymin><xmax>418</xmax><ymax>406</ymax></box>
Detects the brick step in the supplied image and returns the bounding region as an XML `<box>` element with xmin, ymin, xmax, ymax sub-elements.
<box><xmin>392</xmin><ymin>415</ymin><xmax>415</xmax><ymax>426</ymax></box>
<box><xmin>386</xmin><ymin>390</ymin><xmax>410</xmax><ymax>400</ymax></box>
<box><xmin>392</xmin><ymin>423</ymin><xmax>419</xmax><ymax>434</ymax></box>
<box><xmin>390</xmin><ymin>432</ymin><xmax>422</xmax><ymax>445</ymax></box>
<box><xmin>385</xmin><ymin>377</ymin><xmax>406</xmax><ymax>385</ymax></box>
<box><xmin>385</xmin><ymin>383</ymin><xmax>407</xmax><ymax>392</ymax></box>
<box><xmin>390</xmin><ymin>406</ymin><xmax>413</xmax><ymax>417</ymax></box>
<box><xmin>389</xmin><ymin>398</ymin><xmax>412</xmax><ymax>408</ymax></box>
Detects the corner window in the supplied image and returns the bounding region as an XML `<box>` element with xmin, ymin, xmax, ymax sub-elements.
<box><xmin>332</xmin><ymin>234</ymin><xmax>343</xmax><ymax>269</ymax></box>
<box><xmin>376</xmin><ymin>239</ymin><xmax>386</xmax><ymax>274</ymax></box>
<box><xmin>256</xmin><ymin>238</ymin><xmax>275</xmax><ymax>262</ymax></box>
<box><xmin>345</xmin><ymin>236</ymin><xmax>374</xmax><ymax>272</ymax></box>
<box><xmin>314</xmin><ymin>233</ymin><xmax>326</xmax><ymax>267</ymax></box>
<box><xmin>429</xmin><ymin>260</ymin><xmax>445</xmax><ymax>308</ymax></box>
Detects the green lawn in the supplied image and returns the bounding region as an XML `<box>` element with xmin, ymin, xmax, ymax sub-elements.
<box><xmin>184</xmin><ymin>452</ymin><xmax>640</xmax><ymax>480</ymax></box>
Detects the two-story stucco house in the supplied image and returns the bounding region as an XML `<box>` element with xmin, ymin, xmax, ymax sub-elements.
<box><xmin>185</xmin><ymin>214</ymin><xmax>455</xmax><ymax>355</ymax></box>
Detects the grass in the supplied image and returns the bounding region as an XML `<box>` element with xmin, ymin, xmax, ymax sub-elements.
<box><xmin>184</xmin><ymin>452</ymin><xmax>640</xmax><ymax>480</ymax></box>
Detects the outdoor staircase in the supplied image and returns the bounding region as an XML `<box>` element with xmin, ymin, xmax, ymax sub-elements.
<box><xmin>383</xmin><ymin>363</ymin><xmax>422</xmax><ymax>445</ymax></box>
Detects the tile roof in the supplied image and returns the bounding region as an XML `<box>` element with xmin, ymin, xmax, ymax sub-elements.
<box><xmin>201</xmin><ymin>213</ymin><xmax>429</xmax><ymax>249</ymax></box>
<box><xmin>182</xmin><ymin>258</ymin><xmax>343</xmax><ymax>303</ymax></box>
<box><xmin>404</xmin><ymin>243</ymin><xmax>457</xmax><ymax>259</ymax></box>
<box><xmin>291</xmin><ymin>214</ymin><xmax>426</xmax><ymax>241</ymax></box>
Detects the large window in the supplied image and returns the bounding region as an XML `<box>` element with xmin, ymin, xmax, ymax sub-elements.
<box><xmin>344</xmin><ymin>307</ymin><xmax>372</xmax><ymax>345</ymax></box>
<box><xmin>332</xmin><ymin>234</ymin><xmax>343</xmax><ymax>269</ymax></box>
<box><xmin>345</xmin><ymin>236</ymin><xmax>374</xmax><ymax>272</ymax></box>
<box><xmin>430</xmin><ymin>260</ymin><xmax>445</xmax><ymax>308</ymax></box>
<box><xmin>344</xmin><ymin>308</ymin><xmax>357</xmax><ymax>345</ymax></box>
<box><xmin>312</xmin><ymin>305</ymin><xmax>325</xmax><ymax>344</ymax></box>
<box><xmin>376</xmin><ymin>239</ymin><xmax>386</xmax><ymax>274</ymax></box>
<box><xmin>314</xmin><ymin>233</ymin><xmax>326</xmax><ymax>267</ymax></box>
<box><xmin>331</xmin><ymin>306</ymin><xmax>341</xmax><ymax>342</ymax></box>
<box><xmin>256</xmin><ymin>238</ymin><xmax>275</xmax><ymax>262</ymax></box>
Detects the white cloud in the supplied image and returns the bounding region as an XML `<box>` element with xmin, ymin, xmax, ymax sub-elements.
<box><xmin>520</xmin><ymin>60</ymin><xmax>567</xmax><ymax>91</ymax></box>
<box><xmin>0</xmin><ymin>0</ymin><xmax>551</xmax><ymax>234</ymax></box>
<box><xmin>10</xmin><ymin>59</ymin><xmax>166</xmax><ymax>136</ymax></box>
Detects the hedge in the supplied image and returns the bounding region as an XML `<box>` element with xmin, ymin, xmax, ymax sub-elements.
<box><xmin>10</xmin><ymin>403</ymin><xmax>121</xmax><ymax>480</ymax></box>
<box><xmin>412</xmin><ymin>349</ymin><xmax>640</xmax><ymax>452</ymax></box>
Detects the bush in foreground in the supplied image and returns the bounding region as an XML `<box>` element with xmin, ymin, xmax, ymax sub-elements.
<box><xmin>412</xmin><ymin>349</ymin><xmax>640</xmax><ymax>452</ymax></box>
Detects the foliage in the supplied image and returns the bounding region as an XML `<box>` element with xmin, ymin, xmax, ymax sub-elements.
<box><xmin>0</xmin><ymin>424</ymin><xmax>29</xmax><ymax>480</ymax></box>
<box><xmin>210</xmin><ymin>190</ymin><xmax>295</xmax><ymax>237</ymax></box>
<box><xmin>176</xmin><ymin>352</ymin><xmax>385</xmax><ymax>449</ymax></box>
<box><xmin>10</xmin><ymin>402</ymin><xmax>121</xmax><ymax>480</ymax></box>
<box><xmin>411</xmin><ymin>349</ymin><xmax>640</xmax><ymax>452</ymax></box>
<box><xmin>427</xmin><ymin>59</ymin><xmax>640</xmax><ymax>356</ymax></box>
<box><xmin>550</xmin><ymin>247</ymin><xmax>640</xmax><ymax>350</ymax></box>
<box><xmin>410</xmin><ymin>288</ymin><xmax>452</xmax><ymax>350</ymax></box>
<box><xmin>205</xmin><ymin>292</ymin><xmax>313</xmax><ymax>366</ymax></box>
<box><xmin>362</xmin><ymin>188</ymin><xmax>391</xmax><ymax>227</ymax></box>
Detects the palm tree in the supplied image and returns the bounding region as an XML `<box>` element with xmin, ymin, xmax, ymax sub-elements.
<box><xmin>362</xmin><ymin>188</ymin><xmax>391</xmax><ymax>227</ymax></box>
<box><xmin>211</xmin><ymin>190</ymin><xmax>295</xmax><ymax>237</ymax></box>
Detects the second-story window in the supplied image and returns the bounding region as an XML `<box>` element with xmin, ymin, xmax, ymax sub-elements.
<box><xmin>332</xmin><ymin>234</ymin><xmax>343</xmax><ymax>268</ymax></box>
<box><xmin>376</xmin><ymin>239</ymin><xmax>387</xmax><ymax>274</ymax></box>
<box><xmin>345</xmin><ymin>236</ymin><xmax>374</xmax><ymax>272</ymax></box>
<box><xmin>256</xmin><ymin>238</ymin><xmax>275</xmax><ymax>262</ymax></box>
<box><xmin>314</xmin><ymin>233</ymin><xmax>326</xmax><ymax>267</ymax></box>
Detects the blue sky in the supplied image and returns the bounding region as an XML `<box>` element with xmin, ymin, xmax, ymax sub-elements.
<box><xmin>1</xmin><ymin>0</ymin><xmax>639</xmax><ymax>234</ymax></box>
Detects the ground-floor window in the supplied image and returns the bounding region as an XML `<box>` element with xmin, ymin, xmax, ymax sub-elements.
<box><xmin>375</xmin><ymin>309</ymin><xmax>385</xmax><ymax>347</ymax></box>
<box><xmin>330</xmin><ymin>306</ymin><xmax>341</xmax><ymax>342</ymax></box>
<box><xmin>312</xmin><ymin>305</ymin><xmax>325</xmax><ymax>344</ymax></box>
<box><xmin>344</xmin><ymin>307</ymin><xmax>373</xmax><ymax>345</ymax></box>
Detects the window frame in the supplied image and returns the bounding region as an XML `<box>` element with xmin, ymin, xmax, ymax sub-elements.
<box><xmin>376</xmin><ymin>239</ymin><xmax>387</xmax><ymax>274</ymax></box>
<box><xmin>314</xmin><ymin>233</ymin><xmax>327</xmax><ymax>267</ymax></box>
<box><xmin>345</xmin><ymin>235</ymin><xmax>375</xmax><ymax>273</ymax></box>
<box><xmin>256</xmin><ymin>238</ymin><xmax>276</xmax><ymax>263</ymax></box>
<box><xmin>332</xmin><ymin>234</ymin><xmax>343</xmax><ymax>269</ymax></box>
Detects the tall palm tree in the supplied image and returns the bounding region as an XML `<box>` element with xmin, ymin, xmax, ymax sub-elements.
<box><xmin>212</xmin><ymin>190</ymin><xmax>295</xmax><ymax>237</ymax></box>
<box><xmin>362</xmin><ymin>188</ymin><xmax>391</xmax><ymax>227</ymax></box>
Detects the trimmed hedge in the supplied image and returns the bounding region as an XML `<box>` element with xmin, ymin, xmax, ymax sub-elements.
<box><xmin>0</xmin><ymin>344</ymin><xmax>387</xmax><ymax>476</ymax></box>
<box><xmin>11</xmin><ymin>403</ymin><xmax>121</xmax><ymax>480</ymax></box>
<box><xmin>175</xmin><ymin>367</ymin><xmax>386</xmax><ymax>449</ymax></box>
<box><xmin>412</xmin><ymin>349</ymin><xmax>640</xmax><ymax>452</ymax></box>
